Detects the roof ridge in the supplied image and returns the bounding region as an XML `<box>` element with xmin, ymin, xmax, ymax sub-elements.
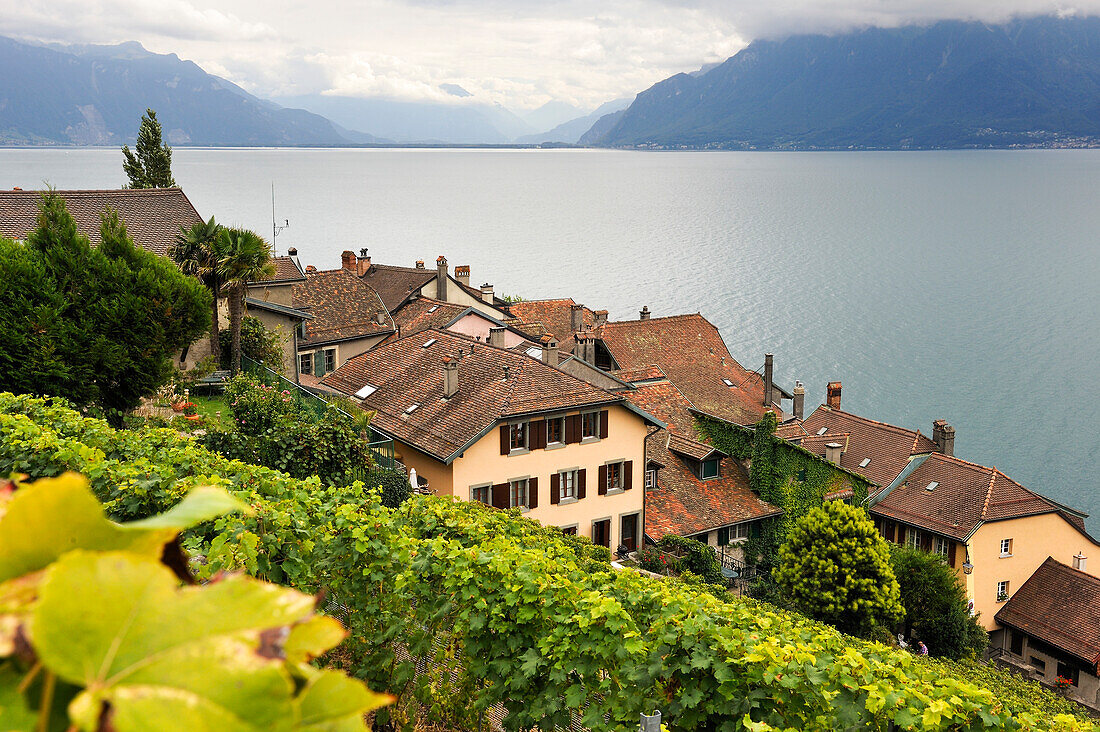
<box><xmin>605</xmin><ymin>312</ymin><xmax>706</xmax><ymax>327</ymax></box>
<box><xmin>1</xmin><ymin>187</ymin><xmax>186</xmax><ymax>195</ymax></box>
<box><xmin>821</xmin><ymin>407</ymin><xmax>925</xmax><ymax>439</ymax></box>
<box><xmin>510</xmin><ymin>297</ymin><xmax>578</xmax><ymax>305</ymax></box>
<box><xmin>981</xmin><ymin>467</ymin><xmax>998</xmax><ymax>519</ymax></box>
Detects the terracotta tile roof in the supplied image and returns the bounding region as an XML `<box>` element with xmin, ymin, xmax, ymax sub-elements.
<box><xmin>253</xmin><ymin>256</ymin><xmax>305</xmax><ymax>284</ymax></box>
<box><xmin>0</xmin><ymin>188</ymin><xmax>202</xmax><ymax>258</ymax></box>
<box><xmin>612</xmin><ymin>365</ymin><xmax>667</xmax><ymax>383</ymax></box>
<box><xmin>507</xmin><ymin>298</ymin><xmax>596</xmax><ymax>353</ymax></box>
<box><xmin>320</xmin><ymin>329</ymin><xmax>629</xmax><ymax>462</ymax></box>
<box><xmin>871</xmin><ymin>452</ymin><xmax>1095</xmax><ymax>542</ymax></box>
<box><xmin>775</xmin><ymin>418</ymin><xmax>809</xmax><ymax>439</ymax></box>
<box><xmin>995</xmin><ymin>557</ymin><xmax>1100</xmax><ymax>665</ymax></box>
<box><xmin>390</xmin><ymin>297</ymin><xmax>470</xmax><ymax>339</ymax></box>
<box><xmin>292</xmin><ymin>269</ymin><xmax>393</xmax><ymax>347</ymax></box>
<box><xmin>644</xmin><ymin>429</ymin><xmax>781</xmax><ymax>540</ymax></box>
<box><xmin>597</xmin><ymin>314</ymin><xmax>777</xmax><ymax>426</ymax></box>
<box><xmin>360</xmin><ymin>264</ymin><xmax>437</xmax><ymax>312</ymax></box>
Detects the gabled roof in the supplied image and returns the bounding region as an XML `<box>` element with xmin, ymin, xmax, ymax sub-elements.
<box><xmin>871</xmin><ymin>452</ymin><xmax>1096</xmax><ymax>543</ymax></box>
<box><xmin>320</xmin><ymin>329</ymin><xmax>649</xmax><ymax>463</ymax></box>
<box><xmin>252</xmin><ymin>256</ymin><xmax>305</xmax><ymax>284</ymax></box>
<box><xmin>244</xmin><ymin>297</ymin><xmax>312</xmax><ymax>321</ymax></box>
<box><xmin>292</xmin><ymin>268</ymin><xmax>393</xmax><ymax>347</ymax></box>
<box><xmin>0</xmin><ymin>188</ymin><xmax>202</xmax><ymax>257</ymax></box>
<box><xmin>390</xmin><ymin>297</ymin><xmax>470</xmax><ymax>338</ymax></box>
<box><xmin>507</xmin><ymin>298</ymin><xmax>596</xmax><ymax>353</ymax></box>
<box><xmin>995</xmin><ymin>557</ymin><xmax>1100</xmax><ymax>665</ymax></box>
<box><xmin>597</xmin><ymin>313</ymin><xmax>778</xmax><ymax>426</ymax></box>
<box><xmin>360</xmin><ymin>263</ymin><xmax>437</xmax><ymax>312</ymax></box>
<box><xmin>794</xmin><ymin>405</ymin><xmax>938</xmax><ymax>491</ymax></box>
<box><xmin>618</xmin><ymin>373</ymin><xmax>698</xmax><ymax>435</ymax></box>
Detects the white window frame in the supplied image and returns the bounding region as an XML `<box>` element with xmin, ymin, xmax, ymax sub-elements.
<box><xmin>560</xmin><ymin>469</ymin><xmax>578</xmax><ymax>500</ymax></box>
<box><xmin>935</xmin><ymin>537</ymin><xmax>950</xmax><ymax>558</ymax></box>
<box><xmin>906</xmin><ymin>528</ymin><xmax>921</xmax><ymax>550</ymax></box>
<box><xmin>1000</xmin><ymin>538</ymin><xmax>1013</xmax><ymax>557</ymax></box>
<box><xmin>581</xmin><ymin>411</ymin><xmax>600</xmax><ymax>440</ymax></box>
<box><xmin>644</xmin><ymin>469</ymin><xmax>657</xmax><ymax>489</ymax></box>
<box><xmin>731</xmin><ymin>522</ymin><xmax>751</xmax><ymax>541</ymax></box>
<box><xmin>699</xmin><ymin>457</ymin><xmax>720</xmax><ymax>480</ymax></box>
<box><xmin>997</xmin><ymin>580</ymin><xmax>1010</xmax><ymax>601</ymax></box>
<box><xmin>606</xmin><ymin>461</ymin><xmax>623</xmax><ymax>492</ymax></box>
<box><xmin>509</xmin><ymin>478</ymin><xmax>529</xmax><ymax>509</ymax></box>
<box><xmin>509</xmin><ymin>421</ymin><xmax>528</xmax><ymax>452</ymax></box>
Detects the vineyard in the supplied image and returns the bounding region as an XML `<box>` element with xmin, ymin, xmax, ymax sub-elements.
<box><xmin>0</xmin><ymin>391</ymin><xmax>1095</xmax><ymax>731</ymax></box>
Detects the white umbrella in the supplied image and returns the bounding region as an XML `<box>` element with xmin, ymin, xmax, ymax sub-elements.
<box><xmin>408</xmin><ymin>467</ymin><xmax>418</xmax><ymax>492</ymax></box>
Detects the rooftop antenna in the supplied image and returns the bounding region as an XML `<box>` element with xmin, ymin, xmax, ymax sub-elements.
<box><xmin>271</xmin><ymin>182</ymin><xmax>289</xmax><ymax>255</ymax></box>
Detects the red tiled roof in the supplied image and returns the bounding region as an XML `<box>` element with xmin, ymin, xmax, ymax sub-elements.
<box><xmin>390</xmin><ymin>297</ymin><xmax>470</xmax><ymax>339</ymax></box>
<box><xmin>292</xmin><ymin>269</ymin><xmax>393</xmax><ymax>347</ymax></box>
<box><xmin>507</xmin><ymin>298</ymin><xmax>596</xmax><ymax>353</ymax></box>
<box><xmin>612</xmin><ymin>365</ymin><xmax>667</xmax><ymax>383</ymax></box>
<box><xmin>619</xmin><ymin>378</ymin><xmax>698</xmax><ymax>435</ymax></box>
<box><xmin>320</xmin><ymin>329</ymin><xmax>629</xmax><ymax>462</ymax></box>
<box><xmin>360</xmin><ymin>264</ymin><xmax>437</xmax><ymax>312</ymax></box>
<box><xmin>872</xmin><ymin>452</ymin><xmax>1095</xmax><ymax>542</ymax></box>
<box><xmin>597</xmin><ymin>314</ymin><xmax>776</xmax><ymax>426</ymax></box>
<box><xmin>797</xmin><ymin>406</ymin><xmax>938</xmax><ymax>489</ymax></box>
<box><xmin>775</xmin><ymin>419</ymin><xmax>809</xmax><ymax>439</ymax></box>
<box><xmin>995</xmin><ymin>558</ymin><xmax>1100</xmax><ymax>665</ymax></box>
<box><xmin>644</xmin><ymin>429</ymin><xmax>781</xmax><ymax>540</ymax></box>
<box><xmin>253</xmin><ymin>256</ymin><xmax>305</xmax><ymax>283</ymax></box>
<box><xmin>0</xmin><ymin>188</ymin><xmax>202</xmax><ymax>257</ymax></box>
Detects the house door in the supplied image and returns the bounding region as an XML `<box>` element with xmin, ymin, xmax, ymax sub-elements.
<box><xmin>620</xmin><ymin>514</ymin><xmax>638</xmax><ymax>552</ymax></box>
<box><xmin>593</xmin><ymin>519</ymin><xmax>611</xmax><ymax>548</ymax></box>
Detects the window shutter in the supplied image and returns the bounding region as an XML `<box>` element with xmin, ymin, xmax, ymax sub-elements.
<box><xmin>577</xmin><ymin>469</ymin><xmax>586</xmax><ymax>499</ymax></box>
<box><xmin>528</xmin><ymin>477</ymin><xmax>538</xmax><ymax>509</ymax></box>
<box><xmin>599</xmin><ymin>410</ymin><xmax>609</xmax><ymax>439</ymax></box>
<box><xmin>623</xmin><ymin>460</ymin><xmax>633</xmax><ymax>490</ymax></box>
<box><xmin>717</xmin><ymin>527</ymin><xmax>729</xmax><ymax>546</ymax></box>
<box><xmin>922</xmin><ymin>533</ymin><xmax>933</xmax><ymax>553</ymax></box>
<box><xmin>948</xmin><ymin>540</ymin><xmax>957</xmax><ymax>566</ymax></box>
<box><xmin>550</xmin><ymin>473</ymin><xmax>560</xmax><ymax>504</ymax></box>
<box><xmin>530</xmin><ymin>420</ymin><xmax>546</xmax><ymax>450</ymax></box>
<box><xmin>566</xmin><ymin>414</ymin><xmax>581</xmax><ymax>444</ymax></box>
<box><xmin>500</xmin><ymin>425</ymin><xmax>510</xmax><ymax>455</ymax></box>
<box><xmin>491</xmin><ymin>483</ymin><xmax>509</xmax><ymax>509</ymax></box>
<box><xmin>598</xmin><ymin>465</ymin><xmax>608</xmax><ymax>495</ymax></box>
<box><xmin>313</xmin><ymin>354</ymin><xmax>325</xmax><ymax>377</ymax></box>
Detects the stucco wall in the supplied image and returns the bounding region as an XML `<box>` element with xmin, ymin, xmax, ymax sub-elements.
<box><xmin>423</xmin><ymin>276</ymin><xmax>509</xmax><ymax>319</ymax></box>
<box><xmin>991</xmin><ymin>629</ymin><xmax>1100</xmax><ymax>709</ymax></box>
<box><xmin>249</xmin><ymin>308</ymin><xmax>299</xmax><ymax>380</ymax></box>
<box><xmin>247</xmin><ymin>281</ymin><xmax>297</xmax><ymax>306</ymax></box>
<box><xmin>299</xmin><ymin>333</ymin><xmax>390</xmax><ymax>374</ymax></box>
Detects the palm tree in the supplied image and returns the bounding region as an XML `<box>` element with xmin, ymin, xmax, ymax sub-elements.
<box><xmin>211</xmin><ymin>228</ymin><xmax>274</xmax><ymax>374</ymax></box>
<box><xmin>169</xmin><ymin>215</ymin><xmax>222</xmax><ymax>362</ymax></box>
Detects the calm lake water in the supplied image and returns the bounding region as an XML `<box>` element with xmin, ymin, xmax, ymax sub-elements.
<box><xmin>3</xmin><ymin>147</ymin><xmax>1098</xmax><ymax>530</ymax></box>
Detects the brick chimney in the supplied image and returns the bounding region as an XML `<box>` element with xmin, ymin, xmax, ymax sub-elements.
<box><xmin>793</xmin><ymin>380</ymin><xmax>805</xmax><ymax>420</ymax></box>
<box><xmin>455</xmin><ymin>265</ymin><xmax>470</xmax><ymax>287</ymax></box>
<box><xmin>1075</xmin><ymin>552</ymin><xmax>1088</xmax><ymax>572</ymax></box>
<box><xmin>357</xmin><ymin>247</ymin><xmax>371</xmax><ymax>276</ymax></box>
<box><xmin>443</xmin><ymin>356</ymin><xmax>459</xmax><ymax>398</ymax></box>
<box><xmin>570</xmin><ymin>304</ymin><xmax>584</xmax><ymax>333</ymax></box>
<box><xmin>932</xmin><ymin>419</ymin><xmax>955</xmax><ymax>457</ymax></box>
<box><xmin>488</xmin><ymin>326</ymin><xmax>506</xmax><ymax>348</ymax></box>
<box><xmin>639</xmin><ymin>305</ymin><xmax>651</xmax><ymax>320</ymax></box>
<box><xmin>541</xmin><ymin>335</ymin><xmax>558</xmax><ymax>365</ymax></box>
<box><xmin>826</xmin><ymin>382</ymin><xmax>842</xmax><ymax>410</ymax></box>
<box><xmin>305</xmin><ymin>265</ymin><xmax>317</xmax><ymax>273</ymax></box>
<box><xmin>594</xmin><ymin>310</ymin><xmax>608</xmax><ymax>327</ymax></box>
<box><xmin>480</xmin><ymin>283</ymin><xmax>494</xmax><ymax>303</ymax></box>
<box><xmin>436</xmin><ymin>256</ymin><xmax>448</xmax><ymax>300</ymax></box>
<box><xmin>825</xmin><ymin>442</ymin><xmax>843</xmax><ymax>464</ymax></box>
<box><xmin>763</xmin><ymin>353</ymin><xmax>774</xmax><ymax>408</ymax></box>
<box><xmin>341</xmin><ymin>250</ymin><xmax>356</xmax><ymax>271</ymax></box>
<box><xmin>415</xmin><ymin>260</ymin><xmax>425</xmax><ymax>269</ymax></box>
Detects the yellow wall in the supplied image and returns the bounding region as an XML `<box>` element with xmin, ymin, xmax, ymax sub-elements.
<box><xmin>967</xmin><ymin>514</ymin><xmax>1099</xmax><ymax>630</ymax></box>
<box><xmin>394</xmin><ymin>403</ymin><xmax>647</xmax><ymax>549</ymax></box>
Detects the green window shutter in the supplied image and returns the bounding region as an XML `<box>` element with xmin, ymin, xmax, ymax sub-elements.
<box><xmin>313</xmin><ymin>354</ymin><xmax>325</xmax><ymax>377</ymax></box>
<box><xmin>717</xmin><ymin>527</ymin><xmax>729</xmax><ymax>546</ymax></box>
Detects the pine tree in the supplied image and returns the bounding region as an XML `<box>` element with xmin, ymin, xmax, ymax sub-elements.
<box><xmin>122</xmin><ymin>109</ymin><xmax>176</xmax><ymax>188</ymax></box>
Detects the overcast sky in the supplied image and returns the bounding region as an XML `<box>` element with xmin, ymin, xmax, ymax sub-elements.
<box><xmin>3</xmin><ymin>0</ymin><xmax>1098</xmax><ymax>111</ymax></box>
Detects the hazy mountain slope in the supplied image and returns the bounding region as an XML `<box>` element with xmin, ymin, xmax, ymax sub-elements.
<box><xmin>592</xmin><ymin>17</ymin><xmax>1100</xmax><ymax>149</ymax></box>
<box><xmin>0</xmin><ymin>37</ymin><xmax>377</xmax><ymax>146</ymax></box>
<box><xmin>517</xmin><ymin>98</ymin><xmax>633</xmax><ymax>144</ymax></box>
<box><xmin>521</xmin><ymin>101</ymin><xmax>588</xmax><ymax>132</ymax></box>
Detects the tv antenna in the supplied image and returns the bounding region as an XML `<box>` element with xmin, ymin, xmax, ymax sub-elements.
<box><xmin>271</xmin><ymin>182</ymin><xmax>289</xmax><ymax>254</ymax></box>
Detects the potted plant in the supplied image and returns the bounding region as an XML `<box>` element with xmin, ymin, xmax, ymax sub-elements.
<box><xmin>1054</xmin><ymin>675</ymin><xmax>1073</xmax><ymax>691</ymax></box>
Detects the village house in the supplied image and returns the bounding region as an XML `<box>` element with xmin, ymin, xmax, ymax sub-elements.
<box><xmin>320</xmin><ymin>328</ymin><xmax>662</xmax><ymax>551</ymax></box>
<box><xmin>992</xmin><ymin>556</ymin><xmax>1100</xmax><ymax>708</ymax></box>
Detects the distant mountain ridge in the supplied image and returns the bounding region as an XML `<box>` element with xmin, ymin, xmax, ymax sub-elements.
<box><xmin>0</xmin><ymin>36</ymin><xmax>384</xmax><ymax>146</ymax></box>
<box><xmin>589</xmin><ymin>16</ymin><xmax>1100</xmax><ymax>149</ymax></box>
<box><xmin>517</xmin><ymin>98</ymin><xmax>633</xmax><ymax>144</ymax></box>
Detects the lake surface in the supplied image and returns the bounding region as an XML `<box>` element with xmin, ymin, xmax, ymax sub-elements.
<box><xmin>2</xmin><ymin>147</ymin><xmax>1098</xmax><ymax>530</ymax></box>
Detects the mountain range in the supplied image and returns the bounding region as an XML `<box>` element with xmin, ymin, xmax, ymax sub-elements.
<box><xmin>590</xmin><ymin>16</ymin><xmax>1100</xmax><ymax>149</ymax></box>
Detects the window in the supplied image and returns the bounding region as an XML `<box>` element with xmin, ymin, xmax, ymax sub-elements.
<box><xmin>935</xmin><ymin>537</ymin><xmax>950</xmax><ymax>557</ymax></box>
<box><xmin>816</xmin><ymin>427</ymin><xmax>828</xmax><ymax>435</ymax></box>
<box><xmin>560</xmin><ymin>470</ymin><xmax>577</xmax><ymax>500</ymax></box>
<box><xmin>644</xmin><ymin>469</ymin><xmax>657</xmax><ymax>489</ymax></box>
<box><xmin>906</xmin><ymin>528</ymin><xmax>922</xmax><ymax>550</ymax></box>
<box><xmin>722</xmin><ymin>378</ymin><xmax>734</xmax><ymax>387</ymax></box>
<box><xmin>404</xmin><ymin>403</ymin><xmax>419</xmax><ymax>415</ymax></box>
<box><xmin>546</xmin><ymin>417</ymin><xmax>564</xmax><ymax>445</ymax></box>
<box><xmin>421</xmin><ymin>338</ymin><xmax>437</xmax><ymax>348</ymax></box>
<box><xmin>859</xmin><ymin>457</ymin><xmax>872</xmax><ymax>468</ymax></box>
<box><xmin>299</xmin><ymin>352</ymin><xmax>312</xmax><ymax>376</ymax></box>
<box><xmin>355</xmin><ymin>383</ymin><xmax>377</xmax><ymax>399</ymax></box>
<box><xmin>509</xmin><ymin>422</ymin><xmax>528</xmax><ymax>452</ymax></box>
<box><xmin>1000</xmin><ymin>538</ymin><xmax>1013</xmax><ymax>557</ymax></box>
<box><xmin>717</xmin><ymin>527</ymin><xmax>730</xmax><ymax>546</ymax></box>
<box><xmin>592</xmin><ymin>518</ymin><xmax>611</xmax><ymax>548</ymax></box>
<box><xmin>1010</xmin><ymin>631</ymin><xmax>1024</xmax><ymax>656</ymax></box>
<box><xmin>620</xmin><ymin>513</ymin><xmax>639</xmax><ymax>552</ymax></box>
<box><xmin>471</xmin><ymin>485</ymin><xmax>490</xmax><ymax>505</ymax></box>
<box><xmin>731</xmin><ymin>522</ymin><xmax>751</xmax><ymax>540</ymax></box>
<box><xmin>525</xmin><ymin>346</ymin><xmax>542</xmax><ymax>358</ymax></box>
<box><xmin>561</xmin><ymin>525</ymin><xmax>577</xmax><ymax>536</ymax></box>
<box><xmin>997</xmin><ymin>581</ymin><xmax>1010</xmax><ymax>601</ymax></box>
<box><xmin>509</xmin><ymin>479</ymin><xmax>529</xmax><ymax>509</ymax></box>
<box><xmin>699</xmin><ymin>458</ymin><xmax>720</xmax><ymax>480</ymax></box>
<box><xmin>581</xmin><ymin>411</ymin><xmax>599</xmax><ymax>439</ymax></box>
<box><xmin>1056</xmin><ymin>662</ymin><xmax>1080</xmax><ymax>687</ymax></box>
<box><xmin>606</xmin><ymin>461</ymin><xmax>623</xmax><ymax>492</ymax></box>
<box><xmin>1030</xmin><ymin>657</ymin><xmax>1047</xmax><ymax>674</ymax></box>
<box><xmin>324</xmin><ymin>348</ymin><xmax>336</xmax><ymax>373</ymax></box>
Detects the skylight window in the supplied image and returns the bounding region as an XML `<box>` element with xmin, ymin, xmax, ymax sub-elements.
<box><xmin>722</xmin><ymin>379</ymin><xmax>735</xmax><ymax>387</ymax></box>
<box><xmin>816</xmin><ymin>427</ymin><xmax>828</xmax><ymax>436</ymax></box>
<box><xmin>421</xmin><ymin>338</ymin><xmax>437</xmax><ymax>348</ymax></box>
<box><xmin>354</xmin><ymin>384</ymin><xmax>378</xmax><ymax>399</ymax></box>
<box><xmin>925</xmin><ymin>481</ymin><xmax>939</xmax><ymax>492</ymax></box>
<box><xmin>525</xmin><ymin>346</ymin><xmax>542</xmax><ymax>358</ymax></box>
<box><xmin>428</xmin><ymin>305</ymin><xmax>439</xmax><ymax>313</ymax></box>
<box><xmin>859</xmin><ymin>458</ymin><xmax>871</xmax><ymax>468</ymax></box>
<box><xmin>404</xmin><ymin>404</ymin><xmax>420</xmax><ymax>415</ymax></box>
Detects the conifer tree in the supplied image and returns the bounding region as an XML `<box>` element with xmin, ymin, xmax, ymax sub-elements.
<box><xmin>122</xmin><ymin>109</ymin><xmax>176</xmax><ymax>188</ymax></box>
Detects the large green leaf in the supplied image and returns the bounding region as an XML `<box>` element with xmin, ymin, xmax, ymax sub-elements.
<box><xmin>295</xmin><ymin>668</ymin><xmax>392</xmax><ymax>731</ymax></box>
<box><xmin>32</xmin><ymin>551</ymin><xmax>316</xmax><ymax>731</ymax></box>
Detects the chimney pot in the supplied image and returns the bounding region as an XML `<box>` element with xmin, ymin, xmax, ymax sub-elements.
<box><xmin>488</xmin><ymin>326</ymin><xmax>506</xmax><ymax>348</ymax></box>
<box><xmin>594</xmin><ymin>309</ymin><xmax>608</xmax><ymax>326</ymax></box>
<box><xmin>1075</xmin><ymin>552</ymin><xmax>1088</xmax><ymax>572</ymax></box>
<box><xmin>826</xmin><ymin>382</ymin><xmax>842</xmax><ymax>410</ymax></box>
<box><xmin>639</xmin><ymin>305</ymin><xmax>651</xmax><ymax>320</ymax></box>
<box><xmin>305</xmin><ymin>265</ymin><xmax>317</xmax><ymax>273</ymax></box>
<box><xmin>455</xmin><ymin>265</ymin><xmax>471</xmax><ymax>287</ymax></box>
<box><xmin>480</xmin><ymin>283</ymin><xmax>495</xmax><ymax>304</ymax></box>
<box><xmin>763</xmin><ymin>353</ymin><xmax>774</xmax><ymax>408</ymax></box>
<box><xmin>287</xmin><ymin>247</ymin><xmax>297</xmax><ymax>256</ymax></box>
<box><xmin>825</xmin><ymin>442</ymin><xmax>843</xmax><ymax>465</ymax></box>
<box><xmin>415</xmin><ymin>260</ymin><xmax>425</xmax><ymax>269</ymax></box>
<box><xmin>341</xmin><ymin>250</ymin><xmax>356</xmax><ymax>271</ymax></box>
<box><xmin>443</xmin><ymin>355</ymin><xmax>459</xmax><ymax>398</ymax></box>
<box><xmin>541</xmin><ymin>335</ymin><xmax>559</xmax><ymax>365</ymax></box>
<box><xmin>570</xmin><ymin>303</ymin><xmax>584</xmax><ymax>333</ymax></box>
<box><xmin>359</xmin><ymin>247</ymin><xmax>368</xmax><ymax>258</ymax></box>
<box><xmin>793</xmin><ymin>380</ymin><xmax>805</xmax><ymax>420</ymax></box>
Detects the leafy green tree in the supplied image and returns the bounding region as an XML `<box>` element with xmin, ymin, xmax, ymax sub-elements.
<box><xmin>170</xmin><ymin>215</ymin><xmax>223</xmax><ymax>362</ymax></box>
<box><xmin>774</xmin><ymin>500</ymin><xmax>903</xmax><ymax>636</ymax></box>
<box><xmin>122</xmin><ymin>108</ymin><xmax>176</xmax><ymax>188</ymax></box>
<box><xmin>891</xmin><ymin>546</ymin><xmax>988</xmax><ymax>659</ymax></box>
<box><xmin>0</xmin><ymin>192</ymin><xmax>210</xmax><ymax>418</ymax></box>
<box><xmin>218</xmin><ymin>316</ymin><xmax>285</xmax><ymax>371</ymax></box>
<box><xmin>211</xmin><ymin>227</ymin><xmax>274</xmax><ymax>374</ymax></box>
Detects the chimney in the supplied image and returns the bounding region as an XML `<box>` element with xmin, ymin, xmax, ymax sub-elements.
<box><xmin>932</xmin><ymin>419</ymin><xmax>956</xmax><ymax>457</ymax></box>
<box><xmin>570</xmin><ymin>304</ymin><xmax>584</xmax><ymax>333</ymax></box>
<box><xmin>480</xmin><ymin>283</ymin><xmax>494</xmax><ymax>303</ymax></box>
<box><xmin>639</xmin><ymin>305</ymin><xmax>651</xmax><ymax>320</ymax></box>
<box><xmin>763</xmin><ymin>353</ymin><xmax>774</xmax><ymax>408</ymax></box>
<box><xmin>358</xmin><ymin>247</ymin><xmax>371</xmax><ymax>277</ymax></box>
<box><xmin>502</xmin><ymin>365</ymin><xmax>510</xmax><ymax>381</ymax></box>
<box><xmin>594</xmin><ymin>310</ymin><xmax>608</xmax><ymax>327</ymax></box>
<box><xmin>1074</xmin><ymin>552</ymin><xmax>1088</xmax><ymax>572</ymax></box>
<box><xmin>455</xmin><ymin>265</ymin><xmax>471</xmax><ymax>287</ymax></box>
<box><xmin>826</xmin><ymin>382</ymin><xmax>842</xmax><ymax>410</ymax></box>
<box><xmin>436</xmin><ymin>256</ymin><xmax>448</xmax><ymax>301</ymax></box>
<box><xmin>793</xmin><ymin>380</ymin><xmax>805</xmax><ymax>420</ymax></box>
<box><xmin>541</xmin><ymin>335</ymin><xmax>558</xmax><ymax>365</ymax></box>
<box><xmin>415</xmin><ymin>260</ymin><xmax>425</xmax><ymax>269</ymax></box>
<box><xmin>305</xmin><ymin>265</ymin><xmax>317</xmax><ymax>273</ymax></box>
<box><xmin>488</xmin><ymin>326</ymin><xmax>506</xmax><ymax>348</ymax></box>
<box><xmin>375</xmin><ymin>312</ymin><xmax>386</xmax><ymax>325</ymax></box>
<box><xmin>825</xmin><ymin>442</ymin><xmax>843</xmax><ymax>465</ymax></box>
<box><xmin>287</xmin><ymin>247</ymin><xmax>297</xmax><ymax>256</ymax></box>
<box><xmin>443</xmin><ymin>356</ymin><xmax>459</xmax><ymax>398</ymax></box>
<box><xmin>341</xmin><ymin>250</ymin><xmax>357</xmax><ymax>271</ymax></box>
